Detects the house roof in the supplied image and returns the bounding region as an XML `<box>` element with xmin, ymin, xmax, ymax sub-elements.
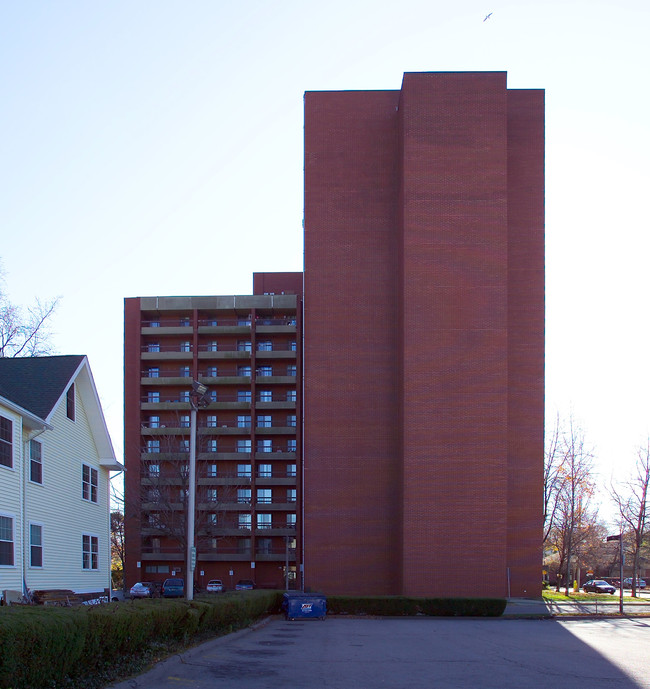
<box><xmin>0</xmin><ymin>355</ymin><xmax>85</xmax><ymax>419</ymax></box>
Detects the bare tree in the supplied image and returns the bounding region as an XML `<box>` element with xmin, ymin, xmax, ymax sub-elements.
<box><xmin>544</xmin><ymin>414</ymin><xmax>567</xmax><ymax>544</ymax></box>
<box><xmin>609</xmin><ymin>439</ymin><xmax>650</xmax><ymax>596</ymax></box>
<box><xmin>0</xmin><ymin>261</ymin><xmax>60</xmax><ymax>357</ymax></box>
<box><xmin>110</xmin><ymin>477</ymin><xmax>126</xmax><ymax>589</ymax></box>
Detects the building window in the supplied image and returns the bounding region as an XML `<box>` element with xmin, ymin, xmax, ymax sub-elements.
<box><xmin>238</xmin><ymin>341</ymin><xmax>252</xmax><ymax>352</ymax></box>
<box><xmin>258</xmin><ymin>366</ymin><xmax>273</xmax><ymax>377</ymax></box>
<box><xmin>148</xmin><ymin>415</ymin><xmax>160</xmax><ymax>428</ymax></box>
<box><xmin>287</xmin><ymin>464</ymin><xmax>296</xmax><ymax>477</ymax></box>
<box><xmin>0</xmin><ymin>515</ymin><xmax>14</xmax><ymax>566</ymax></box>
<box><xmin>237</xmin><ymin>464</ymin><xmax>251</xmax><ymax>478</ymax></box>
<box><xmin>82</xmin><ymin>534</ymin><xmax>98</xmax><ymax>570</ymax></box>
<box><xmin>287</xmin><ymin>513</ymin><xmax>296</xmax><ymax>528</ymax></box>
<box><xmin>237</xmin><ymin>488</ymin><xmax>251</xmax><ymax>503</ymax></box>
<box><xmin>206</xmin><ymin>415</ymin><xmax>218</xmax><ymax>428</ymax></box>
<box><xmin>259</xmin><ymin>390</ymin><xmax>272</xmax><ymax>402</ymax></box>
<box><xmin>149</xmin><ymin>321</ymin><xmax>160</xmax><ymax>328</ymax></box>
<box><xmin>206</xmin><ymin>489</ymin><xmax>218</xmax><ymax>502</ymax></box>
<box><xmin>237</xmin><ymin>415</ymin><xmax>251</xmax><ymax>428</ymax></box>
<box><xmin>286</xmin><ymin>390</ymin><xmax>296</xmax><ymax>402</ymax></box>
<box><xmin>147</xmin><ymin>391</ymin><xmax>160</xmax><ymax>403</ymax></box>
<box><xmin>257</xmin><ymin>537</ymin><xmax>272</xmax><ymax>554</ymax></box>
<box><xmin>0</xmin><ymin>417</ymin><xmax>12</xmax><ymax>469</ymax></box>
<box><xmin>290</xmin><ymin>341</ymin><xmax>297</xmax><ymax>352</ymax></box>
<box><xmin>237</xmin><ymin>439</ymin><xmax>251</xmax><ymax>453</ymax></box>
<box><xmin>147</xmin><ymin>439</ymin><xmax>160</xmax><ymax>454</ymax></box>
<box><xmin>238</xmin><ymin>537</ymin><xmax>251</xmax><ymax>554</ymax></box>
<box><xmin>207</xmin><ymin>341</ymin><xmax>218</xmax><ymax>352</ymax></box>
<box><xmin>179</xmin><ymin>415</ymin><xmax>190</xmax><ymax>428</ymax></box>
<box><xmin>151</xmin><ymin>538</ymin><xmax>161</xmax><ymax>553</ymax></box>
<box><xmin>207</xmin><ymin>439</ymin><xmax>218</xmax><ymax>453</ymax></box>
<box><xmin>257</xmin><ymin>341</ymin><xmax>272</xmax><ymax>351</ymax></box>
<box><xmin>238</xmin><ymin>514</ymin><xmax>251</xmax><ymax>530</ymax></box>
<box><xmin>180</xmin><ymin>341</ymin><xmax>191</xmax><ymax>352</ymax></box>
<box><xmin>206</xmin><ymin>463</ymin><xmax>217</xmax><ymax>478</ymax></box>
<box><xmin>209</xmin><ymin>389</ymin><xmax>218</xmax><ymax>402</ymax></box>
<box><xmin>257</xmin><ymin>439</ymin><xmax>272</xmax><ymax>453</ymax></box>
<box><xmin>287</xmin><ymin>439</ymin><xmax>297</xmax><ymax>453</ymax></box>
<box><xmin>179</xmin><ymin>391</ymin><xmax>190</xmax><ymax>403</ymax></box>
<box><xmin>148</xmin><ymin>463</ymin><xmax>160</xmax><ymax>477</ymax></box>
<box><xmin>287</xmin><ymin>489</ymin><xmax>297</xmax><ymax>503</ymax></box>
<box><xmin>30</xmin><ymin>440</ymin><xmax>43</xmax><ymax>484</ymax></box>
<box><xmin>66</xmin><ymin>384</ymin><xmax>75</xmax><ymax>421</ymax></box>
<box><xmin>257</xmin><ymin>415</ymin><xmax>272</xmax><ymax>428</ymax></box>
<box><xmin>257</xmin><ymin>513</ymin><xmax>272</xmax><ymax>530</ymax></box>
<box><xmin>180</xmin><ymin>317</ymin><xmax>190</xmax><ymax>327</ymax></box>
<box><xmin>205</xmin><ymin>366</ymin><xmax>217</xmax><ymax>377</ymax></box>
<box><xmin>237</xmin><ymin>317</ymin><xmax>251</xmax><ymax>326</ymax></box>
<box><xmin>180</xmin><ymin>439</ymin><xmax>190</xmax><ymax>453</ymax></box>
<box><xmin>237</xmin><ymin>390</ymin><xmax>251</xmax><ymax>402</ymax></box>
<box><xmin>208</xmin><ymin>513</ymin><xmax>217</xmax><ymax>525</ymax></box>
<box><xmin>148</xmin><ymin>367</ymin><xmax>160</xmax><ymax>378</ymax></box>
<box><xmin>258</xmin><ymin>463</ymin><xmax>272</xmax><ymax>478</ymax></box>
<box><xmin>287</xmin><ymin>365</ymin><xmax>297</xmax><ymax>376</ymax></box>
<box><xmin>147</xmin><ymin>342</ymin><xmax>160</xmax><ymax>352</ymax></box>
<box><xmin>238</xmin><ymin>365</ymin><xmax>251</xmax><ymax>376</ymax></box>
<box><xmin>286</xmin><ymin>415</ymin><xmax>296</xmax><ymax>427</ymax></box>
<box><xmin>82</xmin><ymin>464</ymin><xmax>98</xmax><ymax>503</ymax></box>
<box><xmin>257</xmin><ymin>488</ymin><xmax>272</xmax><ymax>504</ymax></box>
<box><xmin>180</xmin><ymin>365</ymin><xmax>191</xmax><ymax>377</ymax></box>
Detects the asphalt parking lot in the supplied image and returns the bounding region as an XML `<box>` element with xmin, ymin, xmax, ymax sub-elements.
<box><xmin>109</xmin><ymin>615</ymin><xmax>650</xmax><ymax>689</ymax></box>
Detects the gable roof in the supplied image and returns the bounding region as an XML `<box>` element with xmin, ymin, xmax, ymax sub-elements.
<box><xmin>0</xmin><ymin>355</ymin><xmax>85</xmax><ymax>419</ymax></box>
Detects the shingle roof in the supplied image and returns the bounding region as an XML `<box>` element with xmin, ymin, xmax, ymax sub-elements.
<box><xmin>0</xmin><ymin>355</ymin><xmax>85</xmax><ymax>420</ymax></box>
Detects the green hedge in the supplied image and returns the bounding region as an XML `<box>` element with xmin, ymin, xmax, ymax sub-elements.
<box><xmin>0</xmin><ymin>591</ymin><xmax>280</xmax><ymax>689</ymax></box>
<box><xmin>326</xmin><ymin>596</ymin><xmax>506</xmax><ymax>617</ymax></box>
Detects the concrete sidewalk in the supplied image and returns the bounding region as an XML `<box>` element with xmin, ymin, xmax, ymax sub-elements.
<box><xmin>503</xmin><ymin>597</ymin><xmax>553</xmax><ymax>618</ymax></box>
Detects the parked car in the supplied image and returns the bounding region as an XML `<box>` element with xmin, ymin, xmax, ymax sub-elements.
<box><xmin>235</xmin><ymin>579</ymin><xmax>255</xmax><ymax>590</ymax></box>
<box><xmin>206</xmin><ymin>579</ymin><xmax>224</xmax><ymax>593</ymax></box>
<box><xmin>129</xmin><ymin>582</ymin><xmax>156</xmax><ymax>598</ymax></box>
<box><xmin>623</xmin><ymin>578</ymin><xmax>646</xmax><ymax>589</ymax></box>
<box><xmin>161</xmin><ymin>578</ymin><xmax>185</xmax><ymax>598</ymax></box>
<box><xmin>582</xmin><ymin>579</ymin><xmax>616</xmax><ymax>594</ymax></box>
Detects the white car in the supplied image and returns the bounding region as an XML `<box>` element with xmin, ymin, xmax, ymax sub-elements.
<box><xmin>129</xmin><ymin>582</ymin><xmax>155</xmax><ymax>598</ymax></box>
<box><xmin>206</xmin><ymin>579</ymin><xmax>224</xmax><ymax>593</ymax></box>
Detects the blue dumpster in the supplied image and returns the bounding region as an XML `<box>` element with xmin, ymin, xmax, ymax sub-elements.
<box><xmin>282</xmin><ymin>592</ymin><xmax>327</xmax><ymax>620</ymax></box>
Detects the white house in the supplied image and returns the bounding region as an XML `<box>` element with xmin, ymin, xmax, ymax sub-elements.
<box><xmin>0</xmin><ymin>355</ymin><xmax>123</xmax><ymax>600</ymax></box>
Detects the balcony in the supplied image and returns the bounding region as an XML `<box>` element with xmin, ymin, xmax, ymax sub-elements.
<box><xmin>141</xmin><ymin>344</ymin><xmax>193</xmax><ymax>361</ymax></box>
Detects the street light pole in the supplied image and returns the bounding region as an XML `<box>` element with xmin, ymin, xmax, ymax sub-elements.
<box><xmin>607</xmin><ymin>533</ymin><xmax>624</xmax><ymax>614</ymax></box>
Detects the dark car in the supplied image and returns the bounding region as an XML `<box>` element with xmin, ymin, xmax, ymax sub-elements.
<box><xmin>623</xmin><ymin>578</ymin><xmax>646</xmax><ymax>589</ymax></box>
<box><xmin>582</xmin><ymin>579</ymin><xmax>616</xmax><ymax>594</ymax></box>
<box><xmin>161</xmin><ymin>578</ymin><xmax>185</xmax><ymax>598</ymax></box>
<box><xmin>235</xmin><ymin>579</ymin><xmax>255</xmax><ymax>590</ymax></box>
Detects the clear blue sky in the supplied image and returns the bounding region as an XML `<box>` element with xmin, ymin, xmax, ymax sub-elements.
<box><xmin>2</xmin><ymin>0</ymin><xmax>649</xmax><ymax>520</ymax></box>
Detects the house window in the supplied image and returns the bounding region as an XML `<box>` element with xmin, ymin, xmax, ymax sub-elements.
<box><xmin>238</xmin><ymin>514</ymin><xmax>251</xmax><ymax>530</ymax></box>
<box><xmin>238</xmin><ymin>365</ymin><xmax>252</xmax><ymax>376</ymax></box>
<box><xmin>206</xmin><ymin>415</ymin><xmax>218</xmax><ymax>427</ymax></box>
<box><xmin>147</xmin><ymin>342</ymin><xmax>160</xmax><ymax>352</ymax></box>
<box><xmin>237</xmin><ymin>415</ymin><xmax>251</xmax><ymax>428</ymax></box>
<box><xmin>206</xmin><ymin>463</ymin><xmax>217</xmax><ymax>478</ymax></box>
<box><xmin>257</xmin><ymin>489</ymin><xmax>272</xmax><ymax>504</ymax></box>
<box><xmin>207</xmin><ymin>439</ymin><xmax>218</xmax><ymax>453</ymax></box>
<box><xmin>82</xmin><ymin>464</ymin><xmax>98</xmax><ymax>503</ymax></box>
<box><xmin>287</xmin><ymin>464</ymin><xmax>296</xmax><ymax>477</ymax></box>
<box><xmin>287</xmin><ymin>365</ymin><xmax>297</xmax><ymax>376</ymax></box>
<box><xmin>257</xmin><ymin>513</ymin><xmax>272</xmax><ymax>530</ymax></box>
<box><xmin>287</xmin><ymin>415</ymin><xmax>296</xmax><ymax>427</ymax></box>
<box><xmin>257</xmin><ymin>439</ymin><xmax>272</xmax><ymax>453</ymax></box>
<box><xmin>66</xmin><ymin>384</ymin><xmax>75</xmax><ymax>421</ymax></box>
<box><xmin>237</xmin><ymin>390</ymin><xmax>251</xmax><ymax>402</ymax></box>
<box><xmin>180</xmin><ymin>415</ymin><xmax>190</xmax><ymax>428</ymax></box>
<box><xmin>238</xmin><ymin>341</ymin><xmax>252</xmax><ymax>352</ymax></box>
<box><xmin>259</xmin><ymin>390</ymin><xmax>272</xmax><ymax>402</ymax></box>
<box><xmin>148</xmin><ymin>415</ymin><xmax>160</xmax><ymax>428</ymax></box>
<box><xmin>287</xmin><ymin>489</ymin><xmax>297</xmax><ymax>503</ymax></box>
<box><xmin>82</xmin><ymin>534</ymin><xmax>98</xmax><ymax>570</ymax></box>
<box><xmin>0</xmin><ymin>416</ymin><xmax>12</xmax><ymax>468</ymax></box>
<box><xmin>237</xmin><ymin>439</ymin><xmax>251</xmax><ymax>453</ymax></box>
<box><xmin>258</xmin><ymin>464</ymin><xmax>272</xmax><ymax>478</ymax></box>
<box><xmin>147</xmin><ymin>439</ymin><xmax>160</xmax><ymax>454</ymax></box>
<box><xmin>0</xmin><ymin>515</ymin><xmax>14</xmax><ymax>566</ymax></box>
<box><xmin>180</xmin><ymin>341</ymin><xmax>191</xmax><ymax>352</ymax></box>
<box><xmin>237</xmin><ymin>488</ymin><xmax>251</xmax><ymax>503</ymax></box>
<box><xmin>258</xmin><ymin>366</ymin><xmax>272</xmax><ymax>377</ymax></box>
<box><xmin>30</xmin><ymin>440</ymin><xmax>42</xmax><ymax>484</ymax></box>
<box><xmin>147</xmin><ymin>391</ymin><xmax>160</xmax><ymax>403</ymax></box>
<box><xmin>257</xmin><ymin>341</ymin><xmax>272</xmax><ymax>351</ymax></box>
<box><xmin>286</xmin><ymin>390</ymin><xmax>296</xmax><ymax>402</ymax></box>
<box><xmin>257</xmin><ymin>415</ymin><xmax>272</xmax><ymax>428</ymax></box>
<box><xmin>148</xmin><ymin>367</ymin><xmax>160</xmax><ymax>378</ymax></box>
<box><xmin>237</xmin><ymin>464</ymin><xmax>251</xmax><ymax>478</ymax></box>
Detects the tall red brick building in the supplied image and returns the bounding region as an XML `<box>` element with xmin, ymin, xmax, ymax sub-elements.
<box><xmin>302</xmin><ymin>72</ymin><xmax>544</xmax><ymax>597</ymax></box>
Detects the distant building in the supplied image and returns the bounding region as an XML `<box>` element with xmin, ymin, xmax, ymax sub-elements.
<box><xmin>123</xmin><ymin>273</ymin><xmax>302</xmax><ymax>591</ymax></box>
<box><xmin>0</xmin><ymin>355</ymin><xmax>122</xmax><ymax>599</ymax></box>
<box><xmin>303</xmin><ymin>71</ymin><xmax>544</xmax><ymax>597</ymax></box>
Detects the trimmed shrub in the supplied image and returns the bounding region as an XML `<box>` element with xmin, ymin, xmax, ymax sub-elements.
<box><xmin>326</xmin><ymin>596</ymin><xmax>506</xmax><ymax>617</ymax></box>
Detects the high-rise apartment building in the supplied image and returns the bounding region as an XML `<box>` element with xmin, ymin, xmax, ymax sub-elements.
<box><xmin>303</xmin><ymin>72</ymin><xmax>544</xmax><ymax>598</ymax></box>
<box><xmin>123</xmin><ymin>273</ymin><xmax>302</xmax><ymax>591</ymax></box>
